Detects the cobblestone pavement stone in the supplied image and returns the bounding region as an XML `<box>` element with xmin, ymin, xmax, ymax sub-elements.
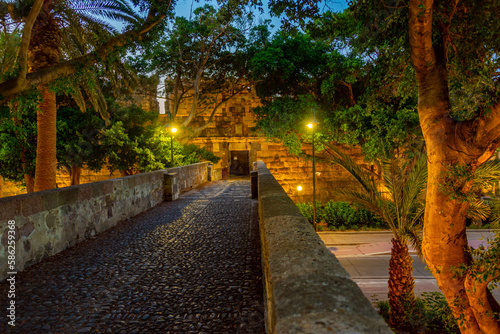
<box><xmin>0</xmin><ymin>179</ymin><xmax>264</xmax><ymax>333</ymax></box>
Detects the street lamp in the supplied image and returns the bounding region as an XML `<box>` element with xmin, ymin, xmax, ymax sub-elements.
<box><xmin>307</xmin><ymin>111</ymin><xmax>318</xmax><ymax>232</ymax></box>
<box><xmin>170</xmin><ymin>127</ymin><xmax>177</xmax><ymax>166</ymax></box>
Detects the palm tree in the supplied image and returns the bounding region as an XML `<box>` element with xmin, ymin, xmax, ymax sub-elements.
<box><xmin>325</xmin><ymin>144</ymin><xmax>427</xmax><ymax>331</ymax></box>
<box><xmin>8</xmin><ymin>0</ymin><xmax>138</xmax><ymax>191</ymax></box>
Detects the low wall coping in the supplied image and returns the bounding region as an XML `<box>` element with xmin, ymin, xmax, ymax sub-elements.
<box><xmin>256</xmin><ymin>160</ymin><xmax>392</xmax><ymax>333</ymax></box>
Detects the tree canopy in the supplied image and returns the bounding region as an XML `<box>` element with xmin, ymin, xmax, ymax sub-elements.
<box><xmin>249</xmin><ymin>27</ymin><xmax>422</xmax><ymax>161</ymax></box>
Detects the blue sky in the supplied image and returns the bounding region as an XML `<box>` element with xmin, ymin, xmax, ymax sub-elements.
<box><xmin>173</xmin><ymin>0</ymin><xmax>349</xmax><ymax>30</ymax></box>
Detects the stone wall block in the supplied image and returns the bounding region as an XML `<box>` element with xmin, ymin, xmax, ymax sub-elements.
<box><xmin>42</xmin><ymin>189</ymin><xmax>60</xmax><ymax>211</ymax></box>
<box><xmin>90</xmin><ymin>183</ymin><xmax>102</xmax><ymax>197</ymax></box>
<box><xmin>103</xmin><ymin>181</ymin><xmax>114</xmax><ymax>195</ymax></box>
<box><xmin>0</xmin><ymin>197</ymin><xmax>21</xmax><ymax>222</ymax></box>
<box><xmin>78</xmin><ymin>185</ymin><xmax>92</xmax><ymax>202</ymax></box>
<box><xmin>58</xmin><ymin>187</ymin><xmax>79</xmax><ymax>207</ymax></box>
<box><xmin>21</xmin><ymin>222</ymin><xmax>35</xmax><ymax>238</ymax></box>
<box><xmin>21</xmin><ymin>194</ymin><xmax>44</xmax><ymax>217</ymax></box>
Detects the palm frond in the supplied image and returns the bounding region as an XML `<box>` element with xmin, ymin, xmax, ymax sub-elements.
<box><xmin>473</xmin><ymin>161</ymin><xmax>500</xmax><ymax>191</ymax></box>
<box><xmin>400</xmin><ymin>154</ymin><xmax>427</xmax><ymax>224</ymax></box>
<box><xmin>486</xmin><ymin>197</ymin><xmax>500</xmax><ymax>227</ymax></box>
<box><xmin>82</xmin><ymin>79</ymin><xmax>109</xmax><ymax>121</ymax></box>
<box><xmin>0</xmin><ymin>29</ymin><xmax>20</xmax><ymax>73</ymax></box>
<box><xmin>467</xmin><ymin>199</ymin><xmax>492</xmax><ymax>221</ymax></box>
<box><xmin>403</xmin><ymin>229</ymin><xmax>423</xmax><ymax>259</ymax></box>
<box><xmin>381</xmin><ymin>157</ymin><xmax>403</xmax><ymax>226</ymax></box>
<box><xmin>70</xmin><ymin>87</ymin><xmax>87</xmax><ymax>113</ymax></box>
<box><xmin>65</xmin><ymin>0</ymin><xmax>140</xmax><ymax>24</ymax></box>
<box><xmin>325</xmin><ymin>143</ymin><xmax>379</xmax><ymax>197</ymax></box>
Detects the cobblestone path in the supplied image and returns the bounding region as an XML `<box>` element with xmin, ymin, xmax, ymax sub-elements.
<box><xmin>0</xmin><ymin>179</ymin><xmax>264</xmax><ymax>333</ymax></box>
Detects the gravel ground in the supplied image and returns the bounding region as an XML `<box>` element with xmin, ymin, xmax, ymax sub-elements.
<box><xmin>0</xmin><ymin>179</ymin><xmax>265</xmax><ymax>333</ymax></box>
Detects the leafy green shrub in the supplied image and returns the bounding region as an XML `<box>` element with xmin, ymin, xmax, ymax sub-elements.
<box><xmin>320</xmin><ymin>201</ymin><xmax>386</xmax><ymax>230</ymax></box>
<box><xmin>420</xmin><ymin>292</ymin><xmax>459</xmax><ymax>333</ymax></box>
<box><xmin>321</xmin><ymin>201</ymin><xmax>354</xmax><ymax>228</ymax></box>
<box><xmin>180</xmin><ymin>144</ymin><xmax>221</xmax><ymax>165</ymax></box>
<box><xmin>296</xmin><ymin>200</ymin><xmax>386</xmax><ymax>230</ymax></box>
<box><xmin>296</xmin><ymin>201</ymin><xmax>322</xmax><ymax>225</ymax></box>
<box><xmin>376</xmin><ymin>292</ymin><xmax>459</xmax><ymax>333</ymax></box>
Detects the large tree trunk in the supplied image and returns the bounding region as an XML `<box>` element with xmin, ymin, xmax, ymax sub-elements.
<box><xmin>409</xmin><ymin>1</ymin><xmax>500</xmax><ymax>332</ymax></box>
<box><xmin>70</xmin><ymin>165</ymin><xmax>81</xmax><ymax>185</ymax></box>
<box><xmin>29</xmin><ymin>1</ymin><xmax>61</xmax><ymax>192</ymax></box>
<box><xmin>388</xmin><ymin>237</ymin><xmax>415</xmax><ymax>332</ymax></box>
<box><xmin>21</xmin><ymin>147</ymin><xmax>34</xmax><ymax>193</ymax></box>
<box><xmin>24</xmin><ymin>174</ymin><xmax>35</xmax><ymax>193</ymax></box>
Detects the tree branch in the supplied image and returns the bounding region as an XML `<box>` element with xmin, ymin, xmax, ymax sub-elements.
<box><xmin>0</xmin><ymin>1</ymin><xmax>168</xmax><ymax>101</ymax></box>
<box><xmin>409</xmin><ymin>0</ymin><xmax>436</xmax><ymax>83</ymax></box>
<box><xmin>17</xmin><ymin>0</ymin><xmax>44</xmax><ymax>81</ymax></box>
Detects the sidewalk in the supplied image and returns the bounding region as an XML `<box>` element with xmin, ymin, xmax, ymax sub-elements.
<box><xmin>319</xmin><ymin>230</ymin><xmax>496</xmax><ymax>257</ymax></box>
<box><xmin>318</xmin><ymin>230</ymin><xmax>500</xmax><ymax>303</ymax></box>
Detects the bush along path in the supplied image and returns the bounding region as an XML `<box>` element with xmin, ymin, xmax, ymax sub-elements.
<box><xmin>297</xmin><ymin>200</ymin><xmax>387</xmax><ymax>230</ymax></box>
<box><xmin>0</xmin><ymin>180</ymin><xmax>264</xmax><ymax>333</ymax></box>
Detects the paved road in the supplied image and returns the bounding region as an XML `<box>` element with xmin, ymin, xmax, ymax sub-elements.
<box><xmin>0</xmin><ymin>180</ymin><xmax>264</xmax><ymax>333</ymax></box>
<box><xmin>319</xmin><ymin>231</ymin><xmax>500</xmax><ymax>304</ymax></box>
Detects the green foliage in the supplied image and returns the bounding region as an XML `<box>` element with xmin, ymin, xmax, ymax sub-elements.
<box><xmin>0</xmin><ymin>90</ymin><xmax>40</xmax><ymax>182</ymax></box>
<box><xmin>419</xmin><ymin>292</ymin><xmax>460</xmax><ymax>333</ymax></box>
<box><xmin>321</xmin><ymin>201</ymin><xmax>385</xmax><ymax>230</ymax></box>
<box><xmin>376</xmin><ymin>292</ymin><xmax>459</xmax><ymax>333</ymax></box>
<box><xmin>439</xmin><ymin>163</ymin><xmax>475</xmax><ymax>202</ymax></box>
<box><xmin>296</xmin><ymin>201</ymin><xmax>320</xmax><ymax>224</ymax></box>
<box><xmin>101</xmin><ymin>111</ymin><xmax>169</xmax><ymax>174</ymax></box>
<box><xmin>296</xmin><ymin>200</ymin><xmax>386</xmax><ymax>230</ymax></box>
<box><xmin>0</xmin><ymin>29</ymin><xmax>21</xmax><ymax>81</ymax></box>
<box><xmin>101</xmin><ymin>100</ymin><xmax>218</xmax><ymax>174</ymax></box>
<box><xmin>180</xmin><ymin>144</ymin><xmax>221</xmax><ymax>165</ymax></box>
<box><xmin>57</xmin><ymin>105</ymin><xmax>107</xmax><ymax>172</ymax></box>
<box><xmin>251</xmin><ymin>96</ymin><xmax>316</xmax><ymax>141</ymax></box>
<box><xmin>249</xmin><ymin>27</ymin><xmax>422</xmax><ymax>162</ymax></box>
<box><xmin>330</xmin><ymin>145</ymin><xmax>427</xmax><ymax>255</ymax></box>
<box><xmin>250</xmin><ymin>32</ymin><xmax>331</xmax><ymax>100</ymax></box>
<box><xmin>130</xmin><ymin>3</ymin><xmax>252</xmax><ymax>136</ymax></box>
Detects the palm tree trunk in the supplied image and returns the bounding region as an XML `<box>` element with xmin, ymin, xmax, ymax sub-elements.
<box><xmin>34</xmin><ymin>84</ymin><xmax>57</xmax><ymax>191</ymax></box>
<box><xmin>29</xmin><ymin>2</ymin><xmax>61</xmax><ymax>192</ymax></box>
<box><xmin>388</xmin><ymin>237</ymin><xmax>415</xmax><ymax>331</ymax></box>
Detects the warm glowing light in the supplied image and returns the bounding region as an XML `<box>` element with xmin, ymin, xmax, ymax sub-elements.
<box><xmin>307</xmin><ymin>123</ymin><xmax>313</xmax><ymax>129</ymax></box>
<box><xmin>297</xmin><ymin>185</ymin><xmax>303</xmax><ymax>191</ymax></box>
<box><xmin>171</xmin><ymin>127</ymin><xmax>178</xmax><ymax>133</ymax></box>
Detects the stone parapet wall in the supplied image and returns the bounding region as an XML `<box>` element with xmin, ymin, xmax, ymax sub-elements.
<box><xmin>166</xmin><ymin>162</ymin><xmax>213</xmax><ymax>191</ymax></box>
<box><xmin>0</xmin><ymin>166</ymin><xmax>123</xmax><ymax>199</ymax></box>
<box><xmin>256</xmin><ymin>161</ymin><xmax>391</xmax><ymax>333</ymax></box>
<box><xmin>0</xmin><ymin>162</ymin><xmax>211</xmax><ymax>281</ymax></box>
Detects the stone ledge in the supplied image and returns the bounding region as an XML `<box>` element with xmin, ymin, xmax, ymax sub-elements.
<box><xmin>256</xmin><ymin>161</ymin><xmax>391</xmax><ymax>334</ymax></box>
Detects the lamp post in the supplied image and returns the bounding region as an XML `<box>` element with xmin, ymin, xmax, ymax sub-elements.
<box><xmin>170</xmin><ymin>127</ymin><xmax>177</xmax><ymax>166</ymax></box>
<box><xmin>307</xmin><ymin>111</ymin><xmax>318</xmax><ymax>232</ymax></box>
